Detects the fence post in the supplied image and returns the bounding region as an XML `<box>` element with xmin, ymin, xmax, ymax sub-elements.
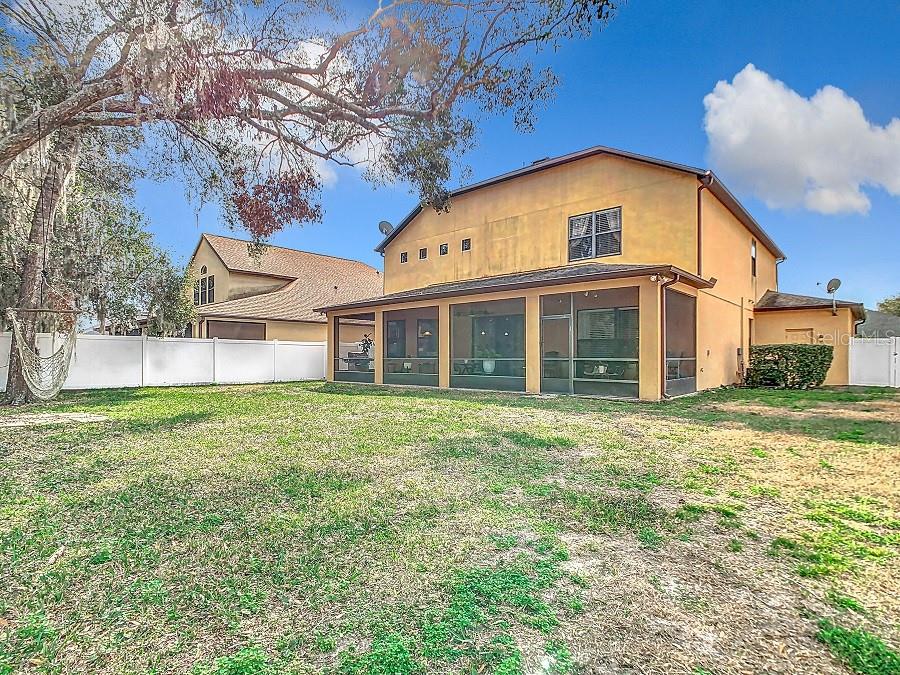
<box><xmin>141</xmin><ymin>335</ymin><xmax>148</xmax><ymax>387</ymax></box>
<box><xmin>212</xmin><ymin>337</ymin><xmax>218</xmax><ymax>384</ymax></box>
<box><xmin>890</xmin><ymin>337</ymin><xmax>900</xmax><ymax>388</ymax></box>
<box><xmin>272</xmin><ymin>339</ymin><xmax>278</xmax><ymax>382</ymax></box>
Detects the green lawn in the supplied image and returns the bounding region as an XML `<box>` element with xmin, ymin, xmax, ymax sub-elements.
<box><xmin>1</xmin><ymin>383</ymin><xmax>898</xmax><ymax>674</ymax></box>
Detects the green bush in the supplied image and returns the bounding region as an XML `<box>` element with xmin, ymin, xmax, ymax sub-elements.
<box><xmin>745</xmin><ymin>344</ymin><xmax>833</xmax><ymax>389</ymax></box>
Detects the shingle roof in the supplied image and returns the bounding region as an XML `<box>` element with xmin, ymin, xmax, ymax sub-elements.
<box><xmin>202</xmin><ymin>233</ymin><xmax>379</xmax><ymax>280</ymax></box>
<box><xmin>374</xmin><ymin>144</ymin><xmax>786</xmax><ymax>260</ymax></box>
<box><xmin>316</xmin><ymin>262</ymin><xmax>713</xmax><ymax>313</ymax></box>
<box><xmin>856</xmin><ymin>309</ymin><xmax>900</xmax><ymax>338</ymax></box>
<box><xmin>196</xmin><ymin>234</ymin><xmax>383</xmax><ymax>323</ymax></box>
<box><xmin>755</xmin><ymin>290</ymin><xmax>866</xmax><ymax>321</ymax></box>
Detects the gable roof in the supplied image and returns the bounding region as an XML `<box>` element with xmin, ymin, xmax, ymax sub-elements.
<box><xmin>755</xmin><ymin>290</ymin><xmax>866</xmax><ymax>321</ymax></box>
<box><xmin>316</xmin><ymin>262</ymin><xmax>713</xmax><ymax>313</ymax></box>
<box><xmin>198</xmin><ymin>233</ymin><xmax>379</xmax><ymax>280</ymax></box>
<box><xmin>193</xmin><ymin>234</ymin><xmax>383</xmax><ymax>323</ymax></box>
<box><xmin>375</xmin><ymin>144</ymin><xmax>786</xmax><ymax>260</ymax></box>
<box><xmin>856</xmin><ymin>309</ymin><xmax>900</xmax><ymax>338</ymax></box>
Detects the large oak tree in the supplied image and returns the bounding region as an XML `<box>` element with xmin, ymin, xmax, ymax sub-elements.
<box><xmin>1</xmin><ymin>0</ymin><xmax>615</xmax><ymax>402</ymax></box>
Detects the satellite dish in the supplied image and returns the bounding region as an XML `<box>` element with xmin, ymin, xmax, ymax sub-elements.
<box><xmin>826</xmin><ymin>278</ymin><xmax>842</xmax><ymax>294</ymax></box>
<box><xmin>378</xmin><ymin>220</ymin><xmax>393</xmax><ymax>236</ymax></box>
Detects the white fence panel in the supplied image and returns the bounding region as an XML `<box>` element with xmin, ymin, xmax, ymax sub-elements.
<box><xmin>275</xmin><ymin>341</ymin><xmax>326</xmax><ymax>382</ymax></box>
<box><xmin>850</xmin><ymin>337</ymin><xmax>899</xmax><ymax>387</ymax></box>
<box><xmin>1</xmin><ymin>333</ymin><xmax>325</xmax><ymax>391</ymax></box>
<box><xmin>214</xmin><ymin>338</ymin><xmax>275</xmax><ymax>384</ymax></box>
<box><xmin>0</xmin><ymin>333</ymin><xmax>9</xmax><ymax>391</ymax></box>
<box><xmin>63</xmin><ymin>334</ymin><xmax>144</xmax><ymax>389</ymax></box>
<box><xmin>144</xmin><ymin>337</ymin><xmax>215</xmax><ymax>386</ymax></box>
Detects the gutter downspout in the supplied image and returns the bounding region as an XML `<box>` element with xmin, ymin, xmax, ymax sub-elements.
<box><xmin>697</xmin><ymin>171</ymin><xmax>713</xmax><ymax>278</ymax></box>
<box><xmin>659</xmin><ymin>273</ymin><xmax>681</xmax><ymax>399</ymax></box>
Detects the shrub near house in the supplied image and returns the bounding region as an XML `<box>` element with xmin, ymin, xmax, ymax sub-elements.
<box><xmin>746</xmin><ymin>344</ymin><xmax>834</xmax><ymax>389</ymax></box>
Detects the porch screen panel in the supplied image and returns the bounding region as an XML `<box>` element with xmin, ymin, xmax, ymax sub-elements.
<box><xmin>451</xmin><ymin>298</ymin><xmax>525</xmax><ymax>391</ymax></box>
<box><xmin>541</xmin><ymin>293</ymin><xmax>571</xmax><ymax>393</ymax></box>
<box><xmin>665</xmin><ymin>290</ymin><xmax>697</xmax><ymax>396</ymax></box>
<box><xmin>334</xmin><ymin>315</ymin><xmax>376</xmax><ymax>383</ymax></box>
<box><xmin>383</xmin><ymin>307</ymin><xmax>439</xmax><ymax>386</ymax></box>
<box><xmin>573</xmin><ymin>287</ymin><xmax>639</xmax><ymax>398</ymax></box>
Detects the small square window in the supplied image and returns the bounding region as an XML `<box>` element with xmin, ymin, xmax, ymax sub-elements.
<box><xmin>439</xmin><ymin>243</ymin><xmax>448</xmax><ymax>256</ymax></box>
<box><xmin>419</xmin><ymin>247</ymin><xmax>427</xmax><ymax>260</ymax></box>
<box><xmin>461</xmin><ymin>238</ymin><xmax>471</xmax><ymax>252</ymax></box>
<box><xmin>400</xmin><ymin>252</ymin><xmax>408</xmax><ymax>264</ymax></box>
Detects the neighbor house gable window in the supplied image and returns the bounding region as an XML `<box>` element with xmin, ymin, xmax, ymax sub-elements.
<box><xmin>194</xmin><ymin>269</ymin><xmax>215</xmax><ymax>305</ymax></box>
<box><xmin>461</xmin><ymin>238</ymin><xmax>471</xmax><ymax>251</ymax></box>
<box><xmin>568</xmin><ymin>207</ymin><xmax>622</xmax><ymax>261</ymax></box>
<box><xmin>400</xmin><ymin>251</ymin><xmax>408</xmax><ymax>264</ymax></box>
<box><xmin>419</xmin><ymin>247</ymin><xmax>428</xmax><ymax>260</ymax></box>
<box><xmin>440</xmin><ymin>243</ymin><xmax>449</xmax><ymax>256</ymax></box>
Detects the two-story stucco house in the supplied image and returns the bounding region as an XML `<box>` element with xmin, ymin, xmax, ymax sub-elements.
<box><xmin>188</xmin><ymin>233</ymin><xmax>383</xmax><ymax>341</ymax></box>
<box><xmin>318</xmin><ymin>146</ymin><xmax>865</xmax><ymax>400</ymax></box>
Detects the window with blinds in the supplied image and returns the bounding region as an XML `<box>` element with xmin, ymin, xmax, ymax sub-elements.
<box><xmin>568</xmin><ymin>207</ymin><xmax>622</xmax><ymax>261</ymax></box>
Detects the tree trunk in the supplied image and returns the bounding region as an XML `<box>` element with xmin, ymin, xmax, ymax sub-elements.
<box><xmin>4</xmin><ymin>130</ymin><xmax>82</xmax><ymax>405</ymax></box>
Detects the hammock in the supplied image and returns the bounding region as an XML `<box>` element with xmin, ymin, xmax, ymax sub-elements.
<box><xmin>6</xmin><ymin>307</ymin><xmax>77</xmax><ymax>401</ymax></box>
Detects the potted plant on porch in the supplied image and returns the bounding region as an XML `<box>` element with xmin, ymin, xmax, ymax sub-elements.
<box><xmin>477</xmin><ymin>348</ymin><xmax>501</xmax><ymax>375</ymax></box>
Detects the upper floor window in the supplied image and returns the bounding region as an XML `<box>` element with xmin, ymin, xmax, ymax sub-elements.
<box><xmin>568</xmin><ymin>207</ymin><xmax>622</xmax><ymax>261</ymax></box>
<box><xmin>751</xmin><ymin>240</ymin><xmax>757</xmax><ymax>277</ymax></box>
<box><xmin>439</xmin><ymin>243</ymin><xmax>449</xmax><ymax>256</ymax></box>
<box><xmin>194</xmin><ymin>274</ymin><xmax>215</xmax><ymax>305</ymax></box>
<box><xmin>419</xmin><ymin>247</ymin><xmax>428</xmax><ymax>260</ymax></box>
<box><xmin>400</xmin><ymin>251</ymin><xmax>408</xmax><ymax>264</ymax></box>
<box><xmin>461</xmin><ymin>238</ymin><xmax>471</xmax><ymax>252</ymax></box>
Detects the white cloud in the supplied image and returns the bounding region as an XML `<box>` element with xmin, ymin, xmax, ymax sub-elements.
<box><xmin>703</xmin><ymin>64</ymin><xmax>900</xmax><ymax>215</ymax></box>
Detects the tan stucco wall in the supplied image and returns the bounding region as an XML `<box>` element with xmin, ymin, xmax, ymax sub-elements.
<box><xmin>695</xmin><ymin>189</ymin><xmax>780</xmax><ymax>390</ymax></box>
<box><xmin>383</xmin><ymin>154</ymin><xmax>699</xmax><ymax>294</ymax></box>
<box><xmin>327</xmin><ymin>276</ymin><xmax>665</xmax><ymax>400</ymax></box>
<box><xmin>753</xmin><ymin>308</ymin><xmax>855</xmax><ymax>385</ymax></box>
<box><xmin>189</xmin><ymin>239</ymin><xmax>231</xmax><ymax>299</ymax></box>
<box><xmin>700</xmin><ymin>189</ymin><xmax>777</xmax><ymax>305</ymax></box>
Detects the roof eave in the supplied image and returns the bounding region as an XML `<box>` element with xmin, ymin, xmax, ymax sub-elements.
<box><xmin>316</xmin><ymin>264</ymin><xmax>713</xmax><ymax>313</ymax></box>
<box><xmin>754</xmin><ymin>303</ymin><xmax>866</xmax><ymax>320</ymax></box>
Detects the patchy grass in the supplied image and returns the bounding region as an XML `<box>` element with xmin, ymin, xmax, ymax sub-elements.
<box><xmin>816</xmin><ymin>619</ymin><xmax>900</xmax><ymax>675</ymax></box>
<box><xmin>0</xmin><ymin>382</ymin><xmax>898</xmax><ymax>673</ymax></box>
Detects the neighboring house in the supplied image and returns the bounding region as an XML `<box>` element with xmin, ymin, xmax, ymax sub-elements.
<box><xmin>856</xmin><ymin>309</ymin><xmax>900</xmax><ymax>338</ymax></box>
<box><xmin>318</xmin><ymin>145</ymin><xmax>866</xmax><ymax>400</ymax></box>
<box><xmin>188</xmin><ymin>234</ymin><xmax>382</xmax><ymax>341</ymax></box>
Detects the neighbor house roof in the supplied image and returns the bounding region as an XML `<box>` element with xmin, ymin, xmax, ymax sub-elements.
<box><xmin>374</xmin><ymin>144</ymin><xmax>786</xmax><ymax>260</ymax></box>
<box><xmin>755</xmin><ymin>290</ymin><xmax>866</xmax><ymax>322</ymax></box>
<box><xmin>193</xmin><ymin>234</ymin><xmax>383</xmax><ymax>323</ymax></box>
<box><xmin>856</xmin><ymin>309</ymin><xmax>900</xmax><ymax>338</ymax></box>
<box><xmin>317</xmin><ymin>262</ymin><xmax>713</xmax><ymax>313</ymax></box>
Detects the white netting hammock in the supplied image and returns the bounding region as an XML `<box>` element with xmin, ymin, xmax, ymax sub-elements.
<box><xmin>6</xmin><ymin>307</ymin><xmax>77</xmax><ymax>401</ymax></box>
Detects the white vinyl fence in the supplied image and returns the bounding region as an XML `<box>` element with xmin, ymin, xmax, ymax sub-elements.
<box><xmin>0</xmin><ymin>333</ymin><xmax>326</xmax><ymax>391</ymax></box>
<box><xmin>850</xmin><ymin>337</ymin><xmax>900</xmax><ymax>388</ymax></box>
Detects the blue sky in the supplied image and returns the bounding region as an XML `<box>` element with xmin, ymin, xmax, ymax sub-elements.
<box><xmin>136</xmin><ymin>0</ymin><xmax>900</xmax><ymax>308</ymax></box>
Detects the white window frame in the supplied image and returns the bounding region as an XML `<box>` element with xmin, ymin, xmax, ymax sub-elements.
<box><xmin>568</xmin><ymin>207</ymin><xmax>623</xmax><ymax>261</ymax></box>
